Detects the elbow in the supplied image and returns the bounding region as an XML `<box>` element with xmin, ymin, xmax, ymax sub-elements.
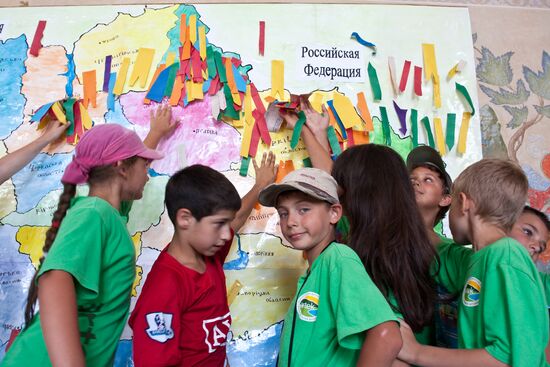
<box><xmin>380</xmin><ymin>322</ymin><xmax>403</xmax><ymax>356</ymax></box>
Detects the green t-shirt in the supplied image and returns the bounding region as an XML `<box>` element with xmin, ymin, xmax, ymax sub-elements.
<box><xmin>278</xmin><ymin>242</ymin><xmax>397</xmax><ymax>367</ymax></box>
<box><xmin>539</xmin><ymin>272</ymin><xmax>550</xmax><ymax>309</ymax></box>
<box><xmin>438</xmin><ymin>237</ymin><xmax>549</xmax><ymax>366</ymax></box>
<box><xmin>2</xmin><ymin>197</ymin><xmax>135</xmax><ymax>367</ymax></box>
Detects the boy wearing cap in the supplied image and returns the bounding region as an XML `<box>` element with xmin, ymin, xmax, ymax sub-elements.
<box><xmin>130</xmin><ymin>154</ymin><xmax>277</xmax><ymax>367</ymax></box>
<box><xmin>259</xmin><ymin>168</ymin><xmax>402</xmax><ymax>366</ymax></box>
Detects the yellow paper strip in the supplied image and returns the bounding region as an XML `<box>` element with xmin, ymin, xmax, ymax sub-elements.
<box><xmin>457</xmin><ymin>112</ymin><xmax>471</xmax><ymax>155</ymax></box>
<box><xmin>191</xmin><ymin>81</ymin><xmax>204</xmax><ymax>100</ymax></box>
<box><xmin>240</xmin><ymin>121</ymin><xmax>253</xmax><ymax>157</ymax></box>
<box><xmin>271</xmin><ymin>60</ymin><xmax>285</xmax><ymax>101</ymax></box>
<box><xmin>423</xmin><ymin>43</ymin><xmax>441</xmax><ymax>108</ymax></box>
<box><xmin>333</xmin><ymin>92</ymin><xmax>362</xmax><ymax>129</ymax></box>
<box><xmin>244</xmin><ymin>84</ymin><xmax>253</xmax><ymax>125</ymax></box>
<box><xmin>433</xmin><ymin>74</ymin><xmax>441</xmax><ymax>108</ymax></box>
<box><xmin>169</xmin><ymin>76</ymin><xmax>185</xmax><ymax>106</ymax></box>
<box><xmin>227</xmin><ymin>280</ymin><xmax>243</xmax><ymax>305</ymax></box>
<box><xmin>433</xmin><ymin>117</ymin><xmax>446</xmax><ymax>155</ymax></box>
<box><xmin>79</xmin><ymin>103</ymin><xmax>93</xmax><ymax>129</ymax></box>
<box><xmin>188</xmin><ymin>15</ymin><xmax>197</xmax><ymax>44</ymax></box>
<box><xmin>310</xmin><ymin>93</ymin><xmax>323</xmax><ymax>113</ymax></box>
<box><xmin>113</xmin><ymin>57</ymin><xmax>130</xmax><ymax>95</ymax></box>
<box><xmin>129</xmin><ymin>48</ymin><xmax>155</xmax><ymax>88</ymax></box>
<box><xmin>198</xmin><ymin>26</ymin><xmax>207</xmax><ymax>60</ymax></box>
<box><xmin>356</xmin><ymin>92</ymin><xmax>374</xmax><ymax>132</ymax></box>
<box><xmin>225</xmin><ymin>58</ymin><xmax>241</xmax><ymax>106</ymax></box>
<box><xmin>165</xmin><ymin>52</ymin><xmax>176</xmax><ymax>67</ymax></box>
<box><xmin>51</xmin><ymin>102</ymin><xmax>67</xmax><ymax>123</ymax></box>
<box><xmin>185</xmin><ymin>80</ymin><xmax>195</xmax><ymax>103</ymax></box>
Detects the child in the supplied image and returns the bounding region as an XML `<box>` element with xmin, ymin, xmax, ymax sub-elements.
<box><xmin>398</xmin><ymin>159</ymin><xmax>549</xmax><ymax>367</ymax></box>
<box><xmin>1</xmin><ymin>109</ymin><xmax>174</xmax><ymax>367</ymax></box>
<box><xmin>510</xmin><ymin>206</ymin><xmax>549</xmax><ymax>262</ymax></box>
<box><xmin>0</xmin><ymin>119</ymin><xmax>68</xmax><ymax>184</ymax></box>
<box><xmin>332</xmin><ymin>144</ymin><xmax>438</xmax><ymax>339</ymax></box>
<box><xmin>129</xmin><ymin>154</ymin><xmax>277</xmax><ymax>367</ymax></box>
<box><xmin>258</xmin><ymin>167</ymin><xmax>402</xmax><ymax>366</ymax></box>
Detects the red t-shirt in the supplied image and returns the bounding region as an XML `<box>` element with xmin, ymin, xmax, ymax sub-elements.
<box><xmin>129</xmin><ymin>237</ymin><xmax>233</xmax><ymax>367</ymax></box>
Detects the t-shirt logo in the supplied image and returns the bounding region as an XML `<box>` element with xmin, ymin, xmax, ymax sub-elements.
<box><xmin>462</xmin><ymin>277</ymin><xmax>481</xmax><ymax>307</ymax></box>
<box><xmin>145</xmin><ymin>312</ymin><xmax>174</xmax><ymax>343</ymax></box>
<box><xmin>203</xmin><ymin>312</ymin><xmax>232</xmax><ymax>353</ymax></box>
<box><xmin>296</xmin><ymin>291</ymin><xmax>319</xmax><ymax>322</ymax></box>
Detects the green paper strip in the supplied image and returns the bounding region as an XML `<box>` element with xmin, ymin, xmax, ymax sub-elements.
<box><xmin>379</xmin><ymin>106</ymin><xmax>391</xmax><ymax>146</ymax></box>
<box><xmin>446</xmin><ymin>113</ymin><xmax>456</xmax><ymax>151</ymax></box>
<box><xmin>290</xmin><ymin>111</ymin><xmax>306</xmax><ymax>149</ymax></box>
<box><xmin>421</xmin><ymin>116</ymin><xmax>435</xmax><ymax>149</ymax></box>
<box><xmin>239</xmin><ymin>156</ymin><xmax>250</xmax><ymax>177</ymax></box>
<box><xmin>62</xmin><ymin>98</ymin><xmax>76</xmax><ymax>136</ymax></box>
<box><xmin>214</xmin><ymin>51</ymin><xmax>227</xmax><ymax>83</ymax></box>
<box><xmin>327</xmin><ymin>126</ymin><xmax>342</xmax><ymax>156</ymax></box>
<box><xmin>368</xmin><ymin>62</ymin><xmax>382</xmax><ymax>101</ymax></box>
<box><xmin>222</xmin><ymin>84</ymin><xmax>239</xmax><ymax>120</ymax></box>
<box><xmin>411</xmin><ymin>109</ymin><xmax>418</xmax><ymax>148</ymax></box>
<box><xmin>455</xmin><ymin>83</ymin><xmax>475</xmax><ymax>116</ymax></box>
<box><xmin>206</xmin><ymin>45</ymin><xmax>218</xmax><ymax>78</ymax></box>
<box><xmin>302</xmin><ymin>157</ymin><xmax>312</xmax><ymax>168</ymax></box>
<box><xmin>164</xmin><ymin>63</ymin><xmax>179</xmax><ymax>97</ymax></box>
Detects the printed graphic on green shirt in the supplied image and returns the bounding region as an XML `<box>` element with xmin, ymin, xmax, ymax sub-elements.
<box><xmin>297</xmin><ymin>292</ymin><xmax>319</xmax><ymax>322</ymax></box>
<box><xmin>462</xmin><ymin>277</ymin><xmax>481</xmax><ymax>307</ymax></box>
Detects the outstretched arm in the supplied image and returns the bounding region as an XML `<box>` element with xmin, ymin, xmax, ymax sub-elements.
<box><xmin>144</xmin><ymin>104</ymin><xmax>179</xmax><ymax>149</ymax></box>
<box><xmin>357</xmin><ymin>321</ymin><xmax>402</xmax><ymax>367</ymax></box>
<box><xmin>398</xmin><ymin>320</ymin><xmax>507</xmax><ymax>367</ymax></box>
<box><xmin>0</xmin><ymin>120</ymin><xmax>68</xmax><ymax>185</ymax></box>
<box><xmin>231</xmin><ymin>151</ymin><xmax>277</xmax><ymax>232</ymax></box>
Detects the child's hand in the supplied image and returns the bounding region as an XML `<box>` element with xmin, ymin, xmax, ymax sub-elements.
<box><xmin>397</xmin><ymin>319</ymin><xmax>420</xmax><ymax>365</ymax></box>
<box><xmin>300</xmin><ymin>99</ymin><xmax>329</xmax><ymax>138</ymax></box>
<box><xmin>150</xmin><ymin>104</ymin><xmax>179</xmax><ymax>140</ymax></box>
<box><xmin>252</xmin><ymin>152</ymin><xmax>277</xmax><ymax>189</ymax></box>
<box><xmin>37</xmin><ymin>120</ymin><xmax>69</xmax><ymax>145</ymax></box>
<box><xmin>279</xmin><ymin>110</ymin><xmax>299</xmax><ymax>130</ymax></box>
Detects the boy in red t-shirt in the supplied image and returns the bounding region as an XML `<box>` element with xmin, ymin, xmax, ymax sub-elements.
<box><xmin>130</xmin><ymin>156</ymin><xmax>276</xmax><ymax>366</ymax></box>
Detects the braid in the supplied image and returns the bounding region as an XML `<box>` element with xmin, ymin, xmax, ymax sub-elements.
<box><xmin>24</xmin><ymin>183</ymin><xmax>76</xmax><ymax>326</ymax></box>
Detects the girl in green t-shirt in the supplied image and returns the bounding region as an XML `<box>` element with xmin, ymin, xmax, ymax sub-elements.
<box><xmin>2</xmin><ymin>106</ymin><xmax>176</xmax><ymax>367</ymax></box>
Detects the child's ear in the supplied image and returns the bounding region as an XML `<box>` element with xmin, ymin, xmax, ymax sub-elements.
<box><xmin>439</xmin><ymin>194</ymin><xmax>452</xmax><ymax>208</ymax></box>
<box><xmin>175</xmin><ymin>208</ymin><xmax>194</xmax><ymax>229</ymax></box>
<box><xmin>329</xmin><ymin>203</ymin><xmax>343</xmax><ymax>224</ymax></box>
<box><xmin>458</xmin><ymin>192</ymin><xmax>473</xmax><ymax>214</ymax></box>
<box><xmin>115</xmin><ymin>160</ymin><xmax>131</xmax><ymax>179</ymax></box>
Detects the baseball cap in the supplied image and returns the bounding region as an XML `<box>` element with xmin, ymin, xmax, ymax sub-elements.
<box><xmin>406</xmin><ymin>145</ymin><xmax>452</xmax><ymax>191</ymax></box>
<box><xmin>62</xmin><ymin>124</ymin><xmax>164</xmax><ymax>184</ymax></box>
<box><xmin>259</xmin><ymin>168</ymin><xmax>339</xmax><ymax>207</ymax></box>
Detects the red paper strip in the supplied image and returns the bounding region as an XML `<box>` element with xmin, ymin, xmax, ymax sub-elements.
<box><xmin>250</xmin><ymin>83</ymin><xmax>266</xmax><ymax>114</ymax></box>
<box><xmin>30</xmin><ymin>20</ymin><xmax>47</xmax><ymax>57</ymax></box>
<box><xmin>414</xmin><ymin>66</ymin><xmax>423</xmax><ymax>96</ymax></box>
<box><xmin>252</xmin><ymin>108</ymin><xmax>272</xmax><ymax>146</ymax></box>
<box><xmin>259</xmin><ymin>21</ymin><xmax>265</xmax><ymax>56</ymax></box>
<box><xmin>249</xmin><ymin>121</ymin><xmax>261</xmax><ymax>157</ymax></box>
<box><xmin>208</xmin><ymin>75</ymin><xmax>221</xmax><ymax>96</ymax></box>
<box><xmin>67</xmin><ymin>102</ymin><xmax>84</xmax><ymax>145</ymax></box>
<box><xmin>399</xmin><ymin>60</ymin><xmax>411</xmax><ymax>93</ymax></box>
<box><xmin>346</xmin><ymin>128</ymin><xmax>355</xmax><ymax>147</ymax></box>
<box><xmin>191</xmin><ymin>49</ymin><xmax>203</xmax><ymax>83</ymax></box>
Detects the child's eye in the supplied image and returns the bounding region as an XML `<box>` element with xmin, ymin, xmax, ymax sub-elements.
<box><xmin>298</xmin><ymin>207</ymin><xmax>310</xmax><ymax>214</ymax></box>
<box><xmin>522</xmin><ymin>228</ymin><xmax>533</xmax><ymax>237</ymax></box>
<box><xmin>278</xmin><ymin>212</ymin><xmax>288</xmax><ymax>219</ymax></box>
<box><xmin>425</xmin><ymin>177</ymin><xmax>433</xmax><ymax>183</ymax></box>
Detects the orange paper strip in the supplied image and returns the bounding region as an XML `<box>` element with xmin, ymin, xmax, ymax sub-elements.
<box><xmin>82</xmin><ymin>70</ymin><xmax>97</xmax><ymax>108</ymax></box>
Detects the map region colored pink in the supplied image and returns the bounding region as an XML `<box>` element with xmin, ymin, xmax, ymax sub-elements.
<box><xmin>119</xmin><ymin>92</ymin><xmax>241</xmax><ymax>175</ymax></box>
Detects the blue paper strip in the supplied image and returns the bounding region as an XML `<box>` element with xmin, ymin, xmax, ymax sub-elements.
<box><xmin>232</xmin><ymin>65</ymin><xmax>247</xmax><ymax>93</ymax></box>
<box><xmin>107</xmin><ymin>72</ymin><xmax>117</xmax><ymax>112</ymax></box>
<box><xmin>351</xmin><ymin>32</ymin><xmax>376</xmax><ymax>48</ymax></box>
<box><xmin>326</xmin><ymin>100</ymin><xmax>348</xmax><ymax>140</ymax></box>
<box><xmin>146</xmin><ymin>63</ymin><xmax>178</xmax><ymax>102</ymax></box>
<box><xmin>30</xmin><ymin>102</ymin><xmax>55</xmax><ymax>122</ymax></box>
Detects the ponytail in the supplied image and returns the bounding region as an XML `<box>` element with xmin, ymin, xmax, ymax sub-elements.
<box><xmin>24</xmin><ymin>183</ymin><xmax>76</xmax><ymax>326</ymax></box>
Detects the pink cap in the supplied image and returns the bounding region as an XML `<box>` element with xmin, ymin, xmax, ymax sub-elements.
<box><xmin>62</xmin><ymin>124</ymin><xmax>164</xmax><ymax>184</ymax></box>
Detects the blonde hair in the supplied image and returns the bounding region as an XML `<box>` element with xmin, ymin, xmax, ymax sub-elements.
<box><xmin>452</xmin><ymin>159</ymin><xmax>528</xmax><ymax>231</ymax></box>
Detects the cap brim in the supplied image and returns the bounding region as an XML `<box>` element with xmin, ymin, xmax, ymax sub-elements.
<box><xmin>137</xmin><ymin>148</ymin><xmax>164</xmax><ymax>161</ymax></box>
<box><xmin>259</xmin><ymin>183</ymin><xmax>301</xmax><ymax>207</ymax></box>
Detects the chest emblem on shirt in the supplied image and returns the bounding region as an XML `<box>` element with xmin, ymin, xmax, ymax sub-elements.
<box><xmin>145</xmin><ymin>312</ymin><xmax>174</xmax><ymax>343</ymax></box>
<box><xmin>203</xmin><ymin>312</ymin><xmax>232</xmax><ymax>353</ymax></box>
<box><xmin>296</xmin><ymin>291</ymin><xmax>319</xmax><ymax>322</ymax></box>
<box><xmin>462</xmin><ymin>277</ymin><xmax>481</xmax><ymax>307</ymax></box>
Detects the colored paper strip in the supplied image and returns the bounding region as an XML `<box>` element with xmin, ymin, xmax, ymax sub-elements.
<box><xmin>79</xmin><ymin>102</ymin><xmax>93</xmax><ymax>130</ymax></box>
<box><xmin>252</xmin><ymin>109</ymin><xmax>271</xmax><ymax>145</ymax></box>
<box><xmin>456</xmin><ymin>82</ymin><xmax>476</xmax><ymax>116</ymax></box>
<box><xmin>30</xmin><ymin>102</ymin><xmax>54</xmax><ymax>122</ymax></box>
<box><xmin>240</xmin><ymin>122</ymin><xmax>253</xmax><ymax>157</ymax></box>
<box><xmin>248</xmin><ymin>121</ymin><xmax>261</xmax><ymax>157</ymax></box>
<box><xmin>102</xmin><ymin>55</ymin><xmax>112</xmax><ymax>92</ymax></box>
<box><xmin>393</xmin><ymin>101</ymin><xmax>407</xmax><ymax>135</ymax></box>
<box><xmin>143</xmin><ymin>64</ymin><xmax>166</xmax><ymax>104</ymax></box>
<box><xmin>82</xmin><ymin>70</ymin><xmax>97</xmax><ymax>108</ymax></box>
<box><xmin>350</xmin><ymin>32</ymin><xmax>376</xmax><ymax>49</ymax></box>
<box><xmin>367</xmin><ymin>63</ymin><xmax>382</xmax><ymax>101</ymax></box>
<box><xmin>259</xmin><ymin>21</ymin><xmax>265</xmax><ymax>56</ymax></box>
<box><xmin>445</xmin><ymin>113</ymin><xmax>456</xmax><ymax>151</ymax></box>
<box><xmin>164</xmin><ymin>62</ymin><xmax>179</xmax><ymax>98</ymax></box>
<box><xmin>356</xmin><ymin>92</ymin><xmax>374</xmax><ymax>132</ymax></box>
<box><xmin>388</xmin><ymin>56</ymin><xmax>399</xmax><ymax>94</ymax></box>
<box><xmin>170</xmin><ymin>76</ymin><xmax>185</xmax><ymax>106</ymax></box>
<box><xmin>239</xmin><ymin>156</ymin><xmax>250</xmax><ymax>177</ymax></box>
<box><xmin>327</xmin><ymin>100</ymin><xmax>347</xmax><ymax>139</ymax></box>
<box><xmin>411</xmin><ymin>109</ymin><xmax>418</xmax><ymax>148</ymax></box>
<box><xmin>225</xmin><ymin>59</ymin><xmax>241</xmax><ymax>106</ymax></box>
<box><xmin>433</xmin><ymin>74</ymin><xmax>442</xmax><ymax>108</ymax></box>
<box><xmin>352</xmin><ymin>130</ymin><xmax>370</xmax><ymax>145</ymax></box>
<box><xmin>51</xmin><ymin>102</ymin><xmax>67</xmax><ymax>123</ymax></box>
<box><xmin>145</xmin><ymin>63</ymin><xmax>177</xmax><ymax>102</ymax></box>
<box><xmin>290</xmin><ymin>111</ymin><xmax>306</xmax><ymax>149</ymax></box>
<box><xmin>421</xmin><ymin>116</ymin><xmax>435</xmax><ymax>149</ymax></box>
<box><xmin>433</xmin><ymin>117</ymin><xmax>445</xmax><ymax>155</ymax></box>
<box><xmin>346</xmin><ymin>128</ymin><xmax>355</xmax><ymax>147</ymax></box>
<box><xmin>379</xmin><ymin>106</ymin><xmax>391</xmax><ymax>146</ymax></box>
<box><xmin>179</xmin><ymin>14</ymin><xmax>187</xmax><ymax>44</ymax></box>
<box><xmin>327</xmin><ymin>126</ymin><xmax>342</xmax><ymax>157</ymax></box>
<box><xmin>63</xmin><ymin>98</ymin><xmax>76</xmax><ymax>136</ymax></box>
<box><xmin>414</xmin><ymin>66</ymin><xmax>423</xmax><ymax>96</ymax></box>
<box><xmin>302</xmin><ymin>157</ymin><xmax>312</xmax><ymax>168</ymax></box>
<box><xmin>188</xmin><ymin>15</ymin><xmax>197</xmax><ymax>44</ymax></box>
<box><xmin>107</xmin><ymin>72</ymin><xmax>116</xmax><ymax>111</ymax></box>
<box><xmin>129</xmin><ymin>48</ymin><xmax>155</xmax><ymax>88</ymax></box>
<box><xmin>232</xmin><ymin>65</ymin><xmax>247</xmax><ymax>93</ymax></box>
<box><xmin>275</xmin><ymin>160</ymin><xmax>295</xmax><ymax>182</ymax></box>
<box><xmin>198</xmin><ymin>26</ymin><xmax>207</xmax><ymax>60</ymax></box>
<box><xmin>333</xmin><ymin>92</ymin><xmax>362</xmax><ymax>129</ymax></box>
<box><xmin>30</xmin><ymin>20</ymin><xmax>46</xmax><ymax>57</ymax></box>
<box><xmin>399</xmin><ymin>60</ymin><xmax>411</xmax><ymax>93</ymax></box>
<box><xmin>113</xmin><ymin>57</ymin><xmax>130</xmax><ymax>95</ymax></box>
<box><xmin>271</xmin><ymin>60</ymin><xmax>285</xmax><ymax>100</ymax></box>
<box><xmin>457</xmin><ymin>112</ymin><xmax>471</xmax><ymax>155</ymax></box>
